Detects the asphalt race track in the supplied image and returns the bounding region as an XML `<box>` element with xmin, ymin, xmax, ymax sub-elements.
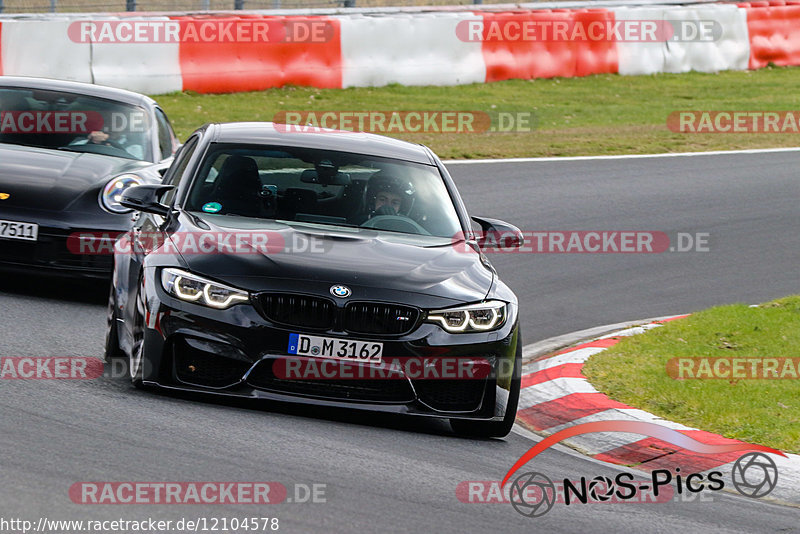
<box><xmin>1</xmin><ymin>150</ymin><xmax>798</xmax><ymax>533</ymax></box>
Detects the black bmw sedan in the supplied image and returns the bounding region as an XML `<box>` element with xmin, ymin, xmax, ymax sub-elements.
<box><xmin>0</xmin><ymin>76</ymin><xmax>179</xmax><ymax>278</ymax></box>
<box><xmin>107</xmin><ymin>122</ymin><xmax>524</xmax><ymax>437</ymax></box>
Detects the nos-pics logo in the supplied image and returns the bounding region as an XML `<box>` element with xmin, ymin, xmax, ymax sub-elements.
<box><xmin>503</xmin><ymin>421</ymin><xmax>782</xmax><ymax>517</ymax></box>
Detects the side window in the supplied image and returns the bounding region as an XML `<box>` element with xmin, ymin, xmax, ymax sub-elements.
<box><xmin>155</xmin><ymin>108</ymin><xmax>178</xmax><ymax>161</ymax></box>
<box><xmin>160</xmin><ymin>136</ymin><xmax>199</xmax><ymax>206</ymax></box>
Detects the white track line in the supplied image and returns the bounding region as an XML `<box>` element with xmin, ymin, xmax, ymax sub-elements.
<box><xmin>444</xmin><ymin>146</ymin><xmax>800</xmax><ymax>165</ymax></box>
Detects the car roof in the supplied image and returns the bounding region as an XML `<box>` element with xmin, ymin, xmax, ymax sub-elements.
<box><xmin>209</xmin><ymin>122</ymin><xmax>435</xmax><ymax>165</ymax></box>
<box><xmin>0</xmin><ymin>76</ymin><xmax>156</xmax><ymax>108</ymax></box>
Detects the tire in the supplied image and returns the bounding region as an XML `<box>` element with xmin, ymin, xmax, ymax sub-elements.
<box><xmin>104</xmin><ymin>284</ymin><xmax>125</xmax><ymax>361</ymax></box>
<box><xmin>129</xmin><ymin>278</ymin><xmax>146</xmax><ymax>389</ymax></box>
<box><xmin>451</xmin><ymin>334</ymin><xmax>522</xmax><ymax>438</ymax></box>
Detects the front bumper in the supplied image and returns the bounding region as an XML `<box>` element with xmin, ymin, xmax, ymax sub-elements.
<box><xmin>0</xmin><ymin>209</ymin><xmax>129</xmax><ymax>278</ymax></box>
<box><xmin>0</xmin><ymin>227</ymin><xmax>118</xmax><ymax>278</ymax></box>
<box><xmin>136</xmin><ymin>273</ymin><xmax>520</xmax><ymax>422</ymax></box>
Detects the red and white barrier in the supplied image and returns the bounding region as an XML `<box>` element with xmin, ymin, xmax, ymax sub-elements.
<box><xmin>478</xmin><ymin>9</ymin><xmax>618</xmax><ymax>82</ymax></box>
<box><xmin>173</xmin><ymin>14</ymin><xmax>342</xmax><ymax>93</ymax></box>
<box><xmin>666</xmin><ymin>5</ymin><xmax>749</xmax><ymax>73</ymax></box>
<box><xmin>1</xmin><ymin>19</ymin><xmax>93</xmax><ymax>83</ymax></box>
<box><xmin>340</xmin><ymin>12</ymin><xmax>485</xmax><ymax>88</ymax></box>
<box><xmin>739</xmin><ymin>0</ymin><xmax>800</xmax><ymax>69</ymax></box>
<box><xmin>613</xmin><ymin>5</ymin><xmax>750</xmax><ymax>75</ymax></box>
<box><xmin>0</xmin><ymin>4</ymin><xmax>798</xmax><ymax>95</ymax></box>
<box><xmin>91</xmin><ymin>16</ymin><xmax>183</xmax><ymax>94</ymax></box>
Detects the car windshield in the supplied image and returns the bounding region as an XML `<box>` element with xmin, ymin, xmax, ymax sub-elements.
<box><xmin>184</xmin><ymin>143</ymin><xmax>464</xmax><ymax>239</ymax></box>
<box><xmin>0</xmin><ymin>87</ymin><xmax>152</xmax><ymax>161</ymax></box>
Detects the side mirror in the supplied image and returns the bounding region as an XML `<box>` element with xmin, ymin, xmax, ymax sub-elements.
<box><xmin>120</xmin><ymin>184</ymin><xmax>174</xmax><ymax>217</ymax></box>
<box><xmin>471</xmin><ymin>216</ymin><xmax>525</xmax><ymax>249</ymax></box>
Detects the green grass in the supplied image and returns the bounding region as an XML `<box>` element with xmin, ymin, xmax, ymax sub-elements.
<box><xmin>582</xmin><ymin>296</ymin><xmax>800</xmax><ymax>453</ymax></box>
<box><xmin>154</xmin><ymin>66</ymin><xmax>800</xmax><ymax>159</ymax></box>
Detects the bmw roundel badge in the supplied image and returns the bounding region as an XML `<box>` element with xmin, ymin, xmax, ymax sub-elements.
<box><xmin>330</xmin><ymin>285</ymin><xmax>351</xmax><ymax>298</ymax></box>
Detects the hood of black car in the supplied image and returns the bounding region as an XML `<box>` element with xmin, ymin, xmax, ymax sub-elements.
<box><xmin>0</xmin><ymin>144</ymin><xmax>143</xmax><ymax>212</ymax></box>
<box><xmin>172</xmin><ymin>214</ymin><xmax>494</xmax><ymax>306</ymax></box>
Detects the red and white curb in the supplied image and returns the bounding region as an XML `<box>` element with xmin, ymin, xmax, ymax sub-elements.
<box><xmin>517</xmin><ymin>316</ymin><xmax>800</xmax><ymax>505</ymax></box>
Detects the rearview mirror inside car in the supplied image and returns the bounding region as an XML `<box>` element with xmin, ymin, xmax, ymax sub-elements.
<box><xmin>300</xmin><ymin>169</ymin><xmax>351</xmax><ymax>186</ymax></box>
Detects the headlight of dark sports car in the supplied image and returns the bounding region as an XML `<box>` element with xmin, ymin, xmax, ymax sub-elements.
<box><xmin>100</xmin><ymin>174</ymin><xmax>143</xmax><ymax>214</ymax></box>
<box><xmin>161</xmin><ymin>268</ymin><xmax>249</xmax><ymax>309</ymax></box>
<box><xmin>426</xmin><ymin>300</ymin><xmax>507</xmax><ymax>333</ymax></box>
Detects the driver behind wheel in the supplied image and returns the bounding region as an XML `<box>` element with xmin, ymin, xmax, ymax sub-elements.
<box><xmin>68</xmin><ymin>129</ymin><xmax>145</xmax><ymax>160</ymax></box>
<box><xmin>352</xmin><ymin>172</ymin><xmax>416</xmax><ymax>224</ymax></box>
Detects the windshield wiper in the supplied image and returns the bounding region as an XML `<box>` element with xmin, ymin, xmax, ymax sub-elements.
<box><xmin>55</xmin><ymin>146</ymin><xmax>85</xmax><ymax>154</ymax></box>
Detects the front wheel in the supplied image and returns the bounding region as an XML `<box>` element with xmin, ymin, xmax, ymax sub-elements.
<box><xmin>451</xmin><ymin>335</ymin><xmax>521</xmax><ymax>438</ymax></box>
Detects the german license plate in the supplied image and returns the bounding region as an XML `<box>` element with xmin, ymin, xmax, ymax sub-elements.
<box><xmin>287</xmin><ymin>333</ymin><xmax>383</xmax><ymax>363</ymax></box>
<box><xmin>0</xmin><ymin>219</ymin><xmax>38</xmax><ymax>241</ymax></box>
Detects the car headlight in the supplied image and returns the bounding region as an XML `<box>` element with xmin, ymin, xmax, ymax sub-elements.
<box><xmin>100</xmin><ymin>174</ymin><xmax>142</xmax><ymax>214</ymax></box>
<box><xmin>161</xmin><ymin>268</ymin><xmax>249</xmax><ymax>309</ymax></box>
<box><xmin>426</xmin><ymin>300</ymin><xmax>507</xmax><ymax>333</ymax></box>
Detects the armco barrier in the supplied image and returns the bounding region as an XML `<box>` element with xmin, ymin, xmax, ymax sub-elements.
<box><xmin>0</xmin><ymin>5</ymin><xmax>799</xmax><ymax>95</ymax></box>
<box><xmin>740</xmin><ymin>0</ymin><xmax>800</xmax><ymax>69</ymax></box>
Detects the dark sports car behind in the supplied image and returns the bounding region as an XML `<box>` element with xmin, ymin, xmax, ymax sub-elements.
<box><xmin>0</xmin><ymin>76</ymin><xmax>179</xmax><ymax>278</ymax></box>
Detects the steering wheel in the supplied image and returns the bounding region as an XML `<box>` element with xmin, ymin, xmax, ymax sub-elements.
<box><xmin>104</xmin><ymin>138</ymin><xmax>129</xmax><ymax>151</ymax></box>
<box><xmin>360</xmin><ymin>215</ymin><xmax>431</xmax><ymax>235</ymax></box>
<box><xmin>64</xmin><ymin>138</ymin><xmax>133</xmax><ymax>158</ymax></box>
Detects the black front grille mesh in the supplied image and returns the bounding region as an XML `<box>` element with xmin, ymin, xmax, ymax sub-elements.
<box><xmin>259</xmin><ymin>294</ymin><xmax>335</xmax><ymax>330</ymax></box>
<box><xmin>256</xmin><ymin>293</ymin><xmax>419</xmax><ymax>336</ymax></box>
<box><xmin>344</xmin><ymin>303</ymin><xmax>418</xmax><ymax>335</ymax></box>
